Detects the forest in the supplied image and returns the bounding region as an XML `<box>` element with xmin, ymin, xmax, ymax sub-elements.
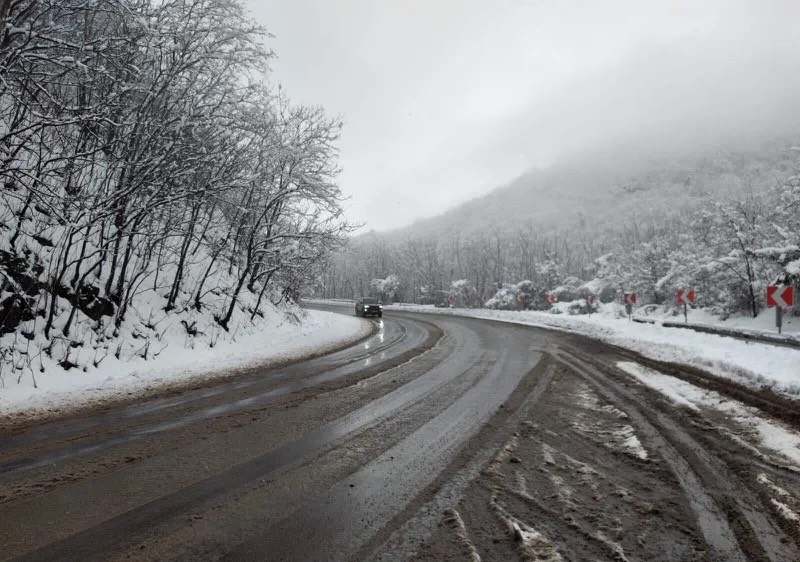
<box><xmin>320</xmin><ymin>140</ymin><xmax>800</xmax><ymax>319</ymax></box>
<box><xmin>0</xmin><ymin>0</ymin><xmax>350</xmax><ymax>378</ymax></box>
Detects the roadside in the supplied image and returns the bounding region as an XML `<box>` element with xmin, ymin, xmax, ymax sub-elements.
<box><xmin>0</xmin><ymin>309</ymin><xmax>372</xmax><ymax>425</ymax></box>
<box><xmin>406</xmin><ymin>351</ymin><xmax>800</xmax><ymax>561</ymax></box>
<box><xmin>366</xmin><ymin>337</ymin><xmax>800</xmax><ymax>561</ymax></box>
<box><xmin>384</xmin><ymin>303</ymin><xmax>800</xmax><ymax>398</ymax></box>
<box><xmin>2</xmin><ymin>308</ymin><xmax>799</xmax><ymax>560</ymax></box>
<box><xmin>630</xmin><ymin>304</ymin><xmax>800</xmax><ymax>349</ymax></box>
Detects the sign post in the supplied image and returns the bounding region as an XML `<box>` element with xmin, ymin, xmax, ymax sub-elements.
<box><xmin>766</xmin><ymin>285</ymin><xmax>794</xmax><ymax>334</ymax></box>
<box><xmin>622</xmin><ymin>293</ymin><xmax>636</xmax><ymax>320</ymax></box>
<box><xmin>676</xmin><ymin>288</ymin><xmax>696</xmax><ymax>324</ymax></box>
<box><xmin>586</xmin><ymin>294</ymin><xmax>595</xmax><ymax>315</ymax></box>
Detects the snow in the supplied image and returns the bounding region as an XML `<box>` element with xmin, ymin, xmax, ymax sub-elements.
<box><xmin>617</xmin><ymin>361</ymin><xmax>800</xmax><ymax>467</ymax></box>
<box><xmin>600</xmin><ymin>404</ymin><xmax>628</xmax><ymax>418</ymax></box>
<box><xmin>757</xmin><ymin>474</ymin><xmax>800</xmax><ymax>523</ymax></box>
<box><xmin>616</xmin><ymin>362</ymin><xmax>699</xmax><ymax>411</ymax></box>
<box><xmin>770</xmin><ymin>499</ymin><xmax>799</xmax><ymax>521</ymax></box>
<box><xmin>0</xmin><ymin>310</ymin><xmax>368</xmax><ymax>420</ymax></box>
<box><xmin>384</xmin><ymin>303</ymin><xmax>800</xmax><ymax>397</ymax></box>
<box><xmin>634</xmin><ymin>304</ymin><xmax>800</xmax><ymax>337</ymax></box>
<box><xmin>618</xmin><ymin>426</ymin><xmax>649</xmax><ymax>460</ymax></box>
<box><xmin>752</xmin><ymin>245</ymin><xmax>799</xmax><ymax>257</ymax></box>
<box><xmin>756</xmin><ymin>472</ymin><xmax>791</xmax><ymax>496</ymax></box>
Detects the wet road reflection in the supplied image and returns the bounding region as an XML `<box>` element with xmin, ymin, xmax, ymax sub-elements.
<box><xmin>0</xmin><ymin>314</ymin><xmax>428</xmax><ymax>477</ymax></box>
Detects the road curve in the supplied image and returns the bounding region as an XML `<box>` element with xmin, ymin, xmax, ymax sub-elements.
<box><xmin>0</xmin><ymin>304</ymin><xmax>798</xmax><ymax>561</ymax></box>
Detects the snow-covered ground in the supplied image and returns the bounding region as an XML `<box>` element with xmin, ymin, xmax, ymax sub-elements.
<box><xmin>384</xmin><ymin>302</ymin><xmax>800</xmax><ymax>398</ymax></box>
<box><xmin>633</xmin><ymin>302</ymin><xmax>800</xmax><ymax>337</ymax></box>
<box><xmin>0</xmin><ymin>310</ymin><xmax>369</xmax><ymax>420</ymax></box>
<box><xmin>618</xmin><ymin>361</ymin><xmax>800</xmax><ymax>468</ymax></box>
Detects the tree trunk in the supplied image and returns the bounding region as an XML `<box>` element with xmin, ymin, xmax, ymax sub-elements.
<box><xmin>112</xmin><ymin>214</ymin><xmax>146</xmax><ymax>329</ymax></box>
<box><xmin>218</xmin><ymin>266</ymin><xmax>249</xmax><ymax>330</ymax></box>
<box><xmin>250</xmin><ymin>269</ymin><xmax>276</xmax><ymax>321</ymax></box>
<box><xmin>105</xmin><ymin>217</ymin><xmax>124</xmax><ymax>299</ymax></box>
<box><xmin>166</xmin><ymin>207</ymin><xmax>199</xmax><ymax>310</ymax></box>
<box><xmin>44</xmin><ymin>229</ymin><xmax>76</xmax><ymax>340</ymax></box>
<box><xmin>9</xmin><ymin>190</ymin><xmax>32</xmax><ymax>249</ymax></box>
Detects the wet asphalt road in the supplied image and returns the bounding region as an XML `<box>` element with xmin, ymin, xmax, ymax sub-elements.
<box><xmin>0</xmin><ymin>304</ymin><xmax>799</xmax><ymax>561</ymax></box>
<box><xmin>0</xmin><ymin>305</ymin><xmax>539</xmax><ymax>560</ymax></box>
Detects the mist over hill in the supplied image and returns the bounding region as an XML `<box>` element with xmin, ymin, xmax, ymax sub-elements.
<box><xmin>368</xmin><ymin>135</ymin><xmax>799</xmax><ymax>243</ymax></box>
<box><xmin>321</xmin><ymin>134</ymin><xmax>800</xmax><ymax>317</ymax></box>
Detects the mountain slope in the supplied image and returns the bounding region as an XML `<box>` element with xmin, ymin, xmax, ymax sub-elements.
<box><xmin>370</xmin><ymin>137</ymin><xmax>798</xmax><ymax>242</ymax></box>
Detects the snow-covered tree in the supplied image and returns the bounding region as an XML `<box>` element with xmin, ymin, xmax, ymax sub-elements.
<box><xmin>0</xmin><ymin>0</ymin><xmax>352</xmax><ymax>376</ymax></box>
<box><xmin>370</xmin><ymin>275</ymin><xmax>400</xmax><ymax>303</ymax></box>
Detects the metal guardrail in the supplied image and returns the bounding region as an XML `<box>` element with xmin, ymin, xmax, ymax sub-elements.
<box><xmin>632</xmin><ymin>316</ymin><xmax>800</xmax><ymax>349</ymax></box>
<box><xmin>308</xmin><ymin>298</ymin><xmax>800</xmax><ymax>350</ymax></box>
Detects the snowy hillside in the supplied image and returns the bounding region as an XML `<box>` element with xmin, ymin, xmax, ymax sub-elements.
<box><xmin>0</xmin><ymin>0</ymin><xmax>352</xmax><ymax>400</ymax></box>
<box><xmin>376</xmin><ymin>138</ymin><xmax>800</xmax><ymax>240</ymax></box>
<box><xmin>322</xmin><ymin>138</ymin><xmax>800</xmax><ymax>325</ymax></box>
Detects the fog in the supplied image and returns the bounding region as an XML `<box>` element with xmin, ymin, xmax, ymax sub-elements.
<box><xmin>245</xmin><ymin>0</ymin><xmax>800</xmax><ymax>231</ymax></box>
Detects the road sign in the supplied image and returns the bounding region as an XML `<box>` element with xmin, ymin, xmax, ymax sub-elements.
<box><xmin>767</xmin><ymin>285</ymin><xmax>794</xmax><ymax>334</ymax></box>
<box><xmin>767</xmin><ymin>285</ymin><xmax>794</xmax><ymax>308</ymax></box>
<box><xmin>546</xmin><ymin>294</ymin><xmax>557</xmax><ymax>304</ymax></box>
<box><xmin>676</xmin><ymin>288</ymin><xmax>695</xmax><ymax>305</ymax></box>
<box><xmin>676</xmin><ymin>288</ymin><xmax>695</xmax><ymax>323</ymax></box>
<box><xmin>586</xmin><ymin>295</ymin><xmax>595</xmax><ymax>305</ymax></box>
<box><xmin>622</xmin><ymin>293</ymin><xmax>636</xmax><ymax>305</ymax></box>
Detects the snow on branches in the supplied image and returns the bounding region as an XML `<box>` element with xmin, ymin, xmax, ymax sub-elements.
<box><xmin>0</xmin><ymin>0</ymin><xmax>352</xmax><ymax>379</ymax></box>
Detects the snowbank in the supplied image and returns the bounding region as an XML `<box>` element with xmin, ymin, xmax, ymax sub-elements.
<box><xmin>0</xmin><ymin>310</ymin><xmax>369</xmax><ymax>420</ymax></box>
<box><xmin>618</xmin><ymin>361</ymin><xmax>800</xmax><ymax>467</ymax></box>
<box><xmin>633</xmin><ymin>303</ymin><xmax>800</xmax><ymax>336</ymax></box>
<box><xmin>385</xmin><ymin>303</ymin><xmax>800</xmax><ymax>398</ymax></box>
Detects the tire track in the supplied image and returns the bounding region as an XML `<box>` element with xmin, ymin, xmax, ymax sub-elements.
<box><xmin>554</xmin><ymin>348</ymin><xmax>795</xmax><ymax>562</ymax></box>
<box><xmin>363</xmin><ymin>363</ymin><xmax>557</xmax><ymax>562</ymax></box>
<box><xmin>0</xmin><ymin>317</ymin><xmax>430</xmax><ymax>478</ymax></box>
<box><xmin>221</xmin><ymin>325</ymin><xmax>541</xmax><ymax>561</ymax></box>
<box><xmin>8</xmin><ymin>319</ymin><xmax>488</xmax><ymax>561</ymax></box>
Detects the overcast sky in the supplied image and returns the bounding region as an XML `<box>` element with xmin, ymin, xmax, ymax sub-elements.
<box><xmin>244</xmin><ymin>0</ymin><xmax>800</xmax><ymax>232</ymax></box>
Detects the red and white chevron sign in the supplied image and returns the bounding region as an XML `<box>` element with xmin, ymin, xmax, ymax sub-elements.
<box><xmin>586</xmin><ymin>295</ymin><xmax>595</xmax><ymax>305</ymax></box>
<box><xmin>676</xmin><ymin>288</ymin><xmax>695</xmax><ymax>305</ymax></box>
<box><xmin>546</xmin><ymin>293</ymin><xmax>558</xmax><ymax>304</ymax></box>
<box><xmin>767</xmin><ymin>285</ymin><xmax>794</xmax><ymax>308</ymax></box>
<box><xmin>622</xmin><ymin>293</ymin><xmax>636</xmax><ymax>305</ymax></box>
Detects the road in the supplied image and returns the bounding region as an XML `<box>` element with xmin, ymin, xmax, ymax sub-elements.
<box><xmin>1</xmin><ymin>303</ymin><xmax>799</xmax><ymax>561</ymax></box>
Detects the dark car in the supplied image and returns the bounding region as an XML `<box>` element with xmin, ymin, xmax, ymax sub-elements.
<box><xmin>355</xmin><ymin>297</ymin><xmax>383</xmax><ymax>318</ymax></box>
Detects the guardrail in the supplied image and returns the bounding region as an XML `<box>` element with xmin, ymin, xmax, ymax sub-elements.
<box><xmin>308</xmin><ymin>298</ymin><xmax>800</xmax><ymax>350</ymax></box>
<box><xmin>632</xmin><ymin>316</ymin><xmax>800</xmax><ymax>349</ymax></box>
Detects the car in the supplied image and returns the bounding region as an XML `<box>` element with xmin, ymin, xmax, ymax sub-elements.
<box><xmin>355</xmin><ymin>297</ymin><xmax>383</xmax><ymax>317</ymax></box>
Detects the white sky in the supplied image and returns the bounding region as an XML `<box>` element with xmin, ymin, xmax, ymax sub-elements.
<box><xmin>244</xmin><ymin>0</ymin><xmax>800</xmax><ymax>231</ymax></box>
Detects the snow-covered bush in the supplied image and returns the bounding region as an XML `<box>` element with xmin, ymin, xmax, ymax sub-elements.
<box><xmin>552</xmin><ymin>276</ymin><xmax>583</xmax><ymax>302</ymax></box>
<box><xmin>485</xmin><ymin>285</ymin><xmax>518</xmax><ymax>310</ymax></box>
<box><xmin>485</xmin><ymin>280</ymin><xmax>541</xmax><ymax>310</ymax></box>
<box><xmin>448</xmin><ymin>279</ymin><xmax>479</xmax><ymax>308</ymax></box>
<box><xmin>370</xmin><ymin>275</ymin><xmax>400</xmax><ymax>303</ymax></box>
